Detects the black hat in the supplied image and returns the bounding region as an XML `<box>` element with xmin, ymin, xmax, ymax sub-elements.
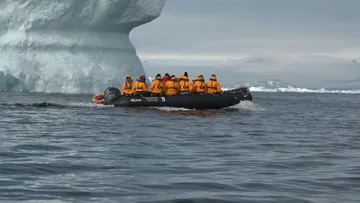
<box><xmin>165</xmin><ymin>73</ymin><xmax>170</xmax><ymax>77</ymax></box>
<box><xmin>156</xmin><ymin>73</ymin><xmax>161</xmax><ymax>78</ymax></box>
<box><xmin>184</xmin><ymin>72</ymin><xmax>188</xmax><ymax>77</ymax></box>
<box><xmin>199</xmin><ymin>75</ymin><xmax>203</xmax><ymax>77</ymax></box>
<box><xmin>211</xmin><ymin>74</ymin><xmax>216</xmax><ymax>77</ymax></box>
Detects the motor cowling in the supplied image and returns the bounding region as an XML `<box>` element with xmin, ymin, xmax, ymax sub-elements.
<box><xmin>240</xmin><ymin>87</ymin><xmax>252</xmax><ymax>101</ymax></box>
<box><xmin>223</xmin><ymin>87</ymin><xmax>252</xmax><ymax>101</ymax></box>
<box><xmin>103</xmin><ymin>87</ymin><xmax>121</xmax><ymax>104</ymax></box>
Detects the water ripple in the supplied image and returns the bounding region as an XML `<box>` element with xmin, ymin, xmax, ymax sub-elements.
<box><xmin>0</xmin><ymin>92</ymin><xmax>359</xmax><ymax>202</ymax></box>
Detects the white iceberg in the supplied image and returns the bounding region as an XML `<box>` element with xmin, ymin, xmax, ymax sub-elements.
<box><xmin>0</xmin><ymin>71</ymin><xmax>6</xmax><ymax>92</ymax></box>
<box><xmin>0</xmin><ymin>0</ymin><xmax>165</xmax><ymax>93</ymax></box>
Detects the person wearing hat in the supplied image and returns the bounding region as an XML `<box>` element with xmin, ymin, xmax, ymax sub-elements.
<box><xmin>132</xmin><ymin>75</ymin><xmax>148</xmax><ymax>95</ymax></box>
<box><xmin>150</xmin><ymin>73</ymin><xmax>164</xmax><ymax>96</ymax></box>
<box><xmin>120</xmin><ymin>74</ymin><xmax>134</xmax><ymax>96</ymax></box>
<box><xmin>206</xmin><ymin>74</ymin><xmax>223</xmax><ymax>94</ymax></box>
<box><xmin>192</xmin><ymin>75</ymin><xmax>207</xmax><ymax>94</ymax></box>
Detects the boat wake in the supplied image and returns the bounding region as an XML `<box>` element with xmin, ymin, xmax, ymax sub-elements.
<box><xmin>226</xmin><ymin>100</ymin><xmax>265</xmax><ymax>112</ymax></box>
<box><xmin>0</xmin><ymin>102</ymin><xmax>113</xmax><ymax>109</ymax></box>
<box><xmin>144</xmin><ymin>101</ymin><xmax>265</xmax><ymax>117</ymax></box>
<box><xmin>135</xmin><ymin>198</ymin><xmax>237</xmax><ymax>203</ymax></box>
<box><xmin>149</xmin><ymin>107</ymin><xmax>195</xmax><ymax>112</ymax></box>
<box><xmin>66</xmin><ymin>102</ymin><xmax>114</xmax><ymax>108</ymax></box>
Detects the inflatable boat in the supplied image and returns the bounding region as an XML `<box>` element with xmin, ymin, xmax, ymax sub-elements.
<box><xmin>94</xmin><ymin>86</ymin><xmax>252</xmax><ymax>109</ymax></box>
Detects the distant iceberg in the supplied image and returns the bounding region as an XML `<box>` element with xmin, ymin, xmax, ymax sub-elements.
<box><xmin>0</xmin><ymin>0</ymin><xmax>165</xmax><ymax>93</ymax></box>
<box><xmin>242</xmin><ymin>79</ymin><xmax>360</xmax><ymax>94</ymax></box>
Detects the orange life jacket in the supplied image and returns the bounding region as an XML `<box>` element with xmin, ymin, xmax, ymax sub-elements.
<box><xmin>163</xmin><ymin>77</ymin><xmax>179</xmax><ymax>95</ymax></box>
<box><xmin>132</xmin><ymin>79</ymin><xmax>148</xmax><ymax>92</ymax></box>
<box><xmin>206</xmin><ymin>76</ymin><xmax>223</xmax><ymax>94</ymax></box>
<box><xmin>121</xmin><ymin>75</ymin><xmax>134</xmax><ymax>95</ymax></box>
<box><xmin>150</xmin><ymin>77</ymin><xmax>164</xmax><ymax>94</ymax></box>
<box><xmin>193</xmin><ymin>76</ymin><xmax>207</xmax><ymax>93</ymax></box>
<box><xmin>179</xmin><ymin>76</ymin><xmax>192</xmax><ymax>92</ymax></box>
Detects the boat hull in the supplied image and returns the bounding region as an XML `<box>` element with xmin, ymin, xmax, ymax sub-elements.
<box><xmin>103</xmin><ymin>87</ymin><xmax>252</xmax><ymax>109</ymax></box>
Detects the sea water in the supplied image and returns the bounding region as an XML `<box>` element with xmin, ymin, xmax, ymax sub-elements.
<box><xmin>0</xmin><ymin>92</ymin><xmax>359</xmax><ymax>203</ymax></box>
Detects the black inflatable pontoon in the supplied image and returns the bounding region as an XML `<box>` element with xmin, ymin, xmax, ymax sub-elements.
<box><xmin>101</xmin><ymin>87</ymin><xmax>252</xmax><ymax>109</ymax></box>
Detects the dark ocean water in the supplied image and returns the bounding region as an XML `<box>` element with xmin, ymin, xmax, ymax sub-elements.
<box><xmin>0</xmin><ymin>92</ymin><xmax>359</xmax><ymax>203</ymax></box>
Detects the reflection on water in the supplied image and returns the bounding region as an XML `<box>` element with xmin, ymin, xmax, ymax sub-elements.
<box><xmin>119</xmin><ymin>107</ymin><xmax>218</xmax><ymax>118</ymax></box>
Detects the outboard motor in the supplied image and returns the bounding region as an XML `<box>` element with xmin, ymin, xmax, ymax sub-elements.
<box><xmin>240</xmin><ymin>87</ymin><xmax>252</xmax><ymax>101</ymax></box>
<box><xmin>225</xmin><ymin>87</ymin><xmax>253</xmax><ymax>101</ymax></box>
<box><xmin>103</xmin><ymin>87</ymin><xmax>121</xmax><ymax>104</ymax></box>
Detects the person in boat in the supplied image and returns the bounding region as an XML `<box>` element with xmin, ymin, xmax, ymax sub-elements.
<box><xmin>163</xmin><ymin>75</ymin><xmax>180</xmax><ymax>96</ymax></box>
<box><xmin>192</xmin><ymin>75</ymin><xmax>207</xmax><ymax>94</ymax></box>
<box><xmin>132</xmin><ymin>75</ymin><xmax>148</xmax><ymax>96</ymax></box>
<box><xmin>206</xmin><ymin>74</ymin><xmax>224</xmax><ymax>94</ymax></box>
<box><xmin>120</xmin><ymin>74</ymin><xmax>134</xmax><ymax>96</ymax></box>
<box><xmin>150</xmin><ymin>73</ymin><xmax>164</xmax><ymax>96</ymax></box>
<box><xmin>178</xmin><ymin>74</ymin><xmax>193</xmax><ymax>95</ymax></box>
<box><xmin>162</xmin><ymin>73</ymin><xmax>171</xmax><ymax>83</ymax></box>
<box><xmin>178</xmin><ymin>72</ymin><xmax>188</xmax><ymax>81</ymax></box>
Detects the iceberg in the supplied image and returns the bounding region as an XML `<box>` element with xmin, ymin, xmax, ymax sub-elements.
<box><xmin>0</xmin><ymin>0</ymin><xmax>165</xmax><ymax>93</ymax></box>
<box><xmin>0</xmin><ymin>71</ymin><xmax>6</xmax><ymax>92</ymax></box>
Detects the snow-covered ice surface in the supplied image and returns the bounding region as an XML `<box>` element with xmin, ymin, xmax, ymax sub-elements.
<box><xmin>224</xmin><ymin>79</ymin><xmax>360</xmax><ymax>94</ymax></box>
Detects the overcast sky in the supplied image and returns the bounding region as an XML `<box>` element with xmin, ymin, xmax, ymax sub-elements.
<box><xmin>130</xmin><ymin>0</ymin><xmax>360</xmax><ymax>64</ymax></box>
<box><xmin>129</xmin><ymin>0</ymin><xmax>360</xmax><ymax>88</ymax></box>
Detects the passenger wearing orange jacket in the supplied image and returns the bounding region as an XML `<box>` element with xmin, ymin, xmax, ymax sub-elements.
<box><xmin>192</xmin><ymin>75</ymin><xmax>207</xmax><ymax>94</ymax></box>
<box><xmin>150</xmin><ymin>74</ymin><xmax>164</xmax><ymax>96</ymax></box>
<box><xmin>162</xmin><ymin>73</ymin><xmax>171</xmax><ymax>83</ymax></box>
<box><xmin>163</xmin><ymin>75</ymin><xmax>179</xmax><ymax>96</ymax></box>
<box><xmin>178</xmin><ymin>75</ymin><xmax>193</xmax><ymax>95</ymax></box>
<box><xmin>121</xmin><ymin>74</ymin><xmax>134</xmax><ymax>95</ymax></box>
<box><xmin>206</xmin><ymin>74</ymin><xmax>224</xmax><ymax>94</ymax></box>
<box><xmin>132</xmin><ymin>75</ymin><xmax>148</xmax><ymax>95</ymax></box>
<box><xmin>177</xmin><ymin>74</ymin><xmax>183</xmax><ymax>81</ymax></box>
